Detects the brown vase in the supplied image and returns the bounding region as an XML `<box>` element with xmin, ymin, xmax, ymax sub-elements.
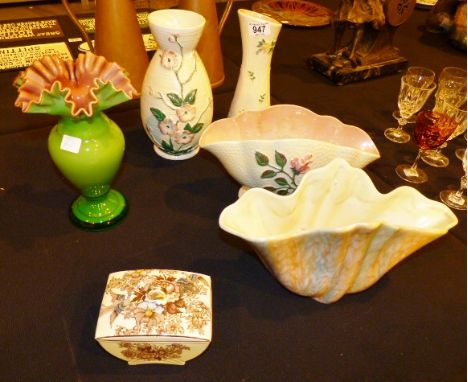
<box><xmin>94</xmin><ymin>0</ymin><xmax>149</xmax><ymax>93</ymax></box>
<box><xmin>178</xmin><ymin>0</ymin><xmax>234</xmax><ymax>88</ymax></box>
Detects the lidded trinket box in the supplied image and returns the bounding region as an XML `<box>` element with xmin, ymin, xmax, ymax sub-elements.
<box><xmin>95</xmin><ymin>269</ymin><xmax>212</xmax><ymax>365</ymax></box>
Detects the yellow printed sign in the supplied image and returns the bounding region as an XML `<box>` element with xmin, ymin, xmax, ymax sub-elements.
<box><xmin>78</xmin><ymin>11</ymin><xmax>149</xmax><ymax>33</ymax></box>
<box><xmin>0</xmin><ymin>42</ymin><xmax>72</xmax><ymax>71</ymax></box>
<box><xmin>0</xmin><ymin>19</ymin><xmax>64</xmax><ymax>42</ymax></box>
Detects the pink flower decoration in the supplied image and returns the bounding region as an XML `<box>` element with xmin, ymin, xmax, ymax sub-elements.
<box><xmin>168</xmin><ymin>34</ymin><xmax>180</xmax><ymax>43</ymax></box>
<box><xmin>160</xmin><ymin>50</ymin><xmax>181</xmax><ymax>70</ymax></box>
<box><xmin>176</xmin><ymin>104</ymin><xmax>196</xmax><ymax>122</ymax></box>
<box><xmin>174</xmin><ymin>125</ymin><xmax>194</xmax><ymax>144</ymax></box>
<box><xmin>290</xmin><ymin>154</ymin><xmax>313</xmax><ymax>174</ymax></box>
<box><xmin>158</xmin><ymin>118</ymin><xmax>176</xmax><ymax>135</ymax></box>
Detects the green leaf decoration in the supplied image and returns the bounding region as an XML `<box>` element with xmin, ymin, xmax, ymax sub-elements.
<box><xmin>269</xmin><ymin>41</ymin><xmax>276</xmax><ymax>54</ymax></box>
<box><xmin>261</xmin><ymin>170</ymin><xmax>276</xmax><ymax>179</ymax></box>
<box><xmin>275</xmin><ymin>151</ymin><xmax>287</xmax><ymax>168</ymax></box>
<box><xmin>26</xmin><ymin>82</ymin><xmax>73</xmax><ymax>116</ymax></box>
<box><xmin>161</xmin><ymin>139</ymin><xmax>174</xmax><ymax>151</ymax></box>
<box><xmin>167</xmin><ymin>93</ymin><xmax>183</xmax><ymax>107</ymax></box>
<box><xmin>184</xmin><ymin>89</ymin><xmax>197</xmax><ymax>105</ymax></box>
<box><xmin>275</xmin><ymin>177</ymin><xmax>288</xmax><ymax>186</ymax></box>
<box><xmin>190</xmin><ymin>123</ymin><xmax>204</xmax><ymax>134</ymax></box>
<box><xmin>255</xmin><ymin>151</ymin><xmax>269</xmax><ymax>166</ymax></box>
<box><xmin>277</xmin><ymin>189</ymin><xmax>289</xmax><ymax>196</ymax></box>
<box><xmin>183</xmin><ymin>123</ymin><xmax>203</xmax><ymax>134</ymax></box>
<box><xmin>150</xmin><ymin>107</ymin><xmax>166</xmax><ymax>122</ymax></box>
<box><xmin>184</xmin><ymin>123</ymin><xmax>203</xmax><ymax>134</ymax></box>
<box><xmin>92</xmin><ymin>79</ymin><xmax>133</xmax><ymax>113</ymax></box>
<box><xmin>264</xmin><ymin>187</ymin><xmax>276</xmax><ymax>192</ymax></box>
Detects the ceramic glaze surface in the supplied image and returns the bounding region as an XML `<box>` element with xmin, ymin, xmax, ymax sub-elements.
<box><xmin>140</xmin><ymin>9</ymin><xmax>214</xmax><ymax>160</ymax></box>
<box><xmin>219</xmin><ymin>159</ymin><xmax>458</xmax><ymax>303</ymax></box>
<box><xmin>228</xmin><ymin>9</ymin><xmax>282</xmax><ymax>117</ymax></box>
<box><xmin>200</xmin><ymin>104</ymin><xmax>380</xmax><ymax>194</ymax></box>
<box><xmin>95</xmin><ymin>269</ymin><xmax>212</xmax><ymax>365</ymax></box>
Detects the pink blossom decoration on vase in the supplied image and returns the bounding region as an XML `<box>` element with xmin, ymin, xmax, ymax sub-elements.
<box><xmin>140</xmin><ymin>9</ymin><xmax>213</xmax><ymax>160</ymax></box>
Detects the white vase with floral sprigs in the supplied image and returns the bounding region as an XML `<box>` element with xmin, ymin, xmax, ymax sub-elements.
<box><xmin>228</xmin><ymin>9</ymin><xmax>282</xmax><ymax>117</ymax></box>
<box><xmin>140</xmin><ymin>9</ymin><xmax>213</xmax><ymax>160</ymax></box>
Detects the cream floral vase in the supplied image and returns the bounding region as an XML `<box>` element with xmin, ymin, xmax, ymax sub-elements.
<box><xmin>228</xmin><ymin>9</ymin><xmax>282</xmax><ymax>117</ymax></box>
<box><xmin>140</xmin><ymin>9</ymin><xmax>214</xmax><ymax>160</ymax></box>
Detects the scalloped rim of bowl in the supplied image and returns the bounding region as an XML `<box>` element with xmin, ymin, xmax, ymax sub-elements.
<box><xmin>219</xmin><ymin>158</ymin><xmax>458</xmax><ymax>242</ymax></box>
<box><xmin>200</xmin><ymin>104</ymin><xmax>380</xmax><ymax>158</ymax></box>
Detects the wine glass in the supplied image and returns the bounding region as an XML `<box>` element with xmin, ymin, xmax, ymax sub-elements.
<box><xmin>391</xmin><ymin>67</ymin><xmax>436</xmax><ymax>124</ymax></box>
<box><xmin>407</xmin><ymin>66</ymin><xmax>436</xmax><ymax>87</ymax></box>
<box><xmin>421</xmin><ymin>99</ymin><xmax>467</xmax><ymax>167</ymax></box>
<box><xmin>385</xmin><ymin>74</ymin><xmax>437</xmax><ymax>144</ymax></box>
<box><xmin>435</xmin><ymin>67</ymin><xmax>467</xmax><ymax>108</ymax></box>
<box><xmin>420</xmin><ymin>67</ymin><xmax>467</xmax><ymax>166</ymax></box>
<box><xmin>396</xmin><ymin>110</ymin><xmax>457</xmax><ymax>183</ymax></box>
<box><xmin>439</xmin><ymin>150</ymin><xmax>467</xmax><ymax>210</ymax></box>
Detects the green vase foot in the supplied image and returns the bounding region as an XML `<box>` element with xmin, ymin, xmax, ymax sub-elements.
<box><xmin>70</xmin><ymin>189</ymin><xmax>128</xmax><ymax>231</ymax></box>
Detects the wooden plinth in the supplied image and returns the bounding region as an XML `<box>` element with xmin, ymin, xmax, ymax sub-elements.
<box><xmin>307</xmin><ymin>53</ymin><xmax>408</xmax><ymax>85</ymax></box>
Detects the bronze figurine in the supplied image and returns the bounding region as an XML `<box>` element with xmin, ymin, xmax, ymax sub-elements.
<box><xmin>308</xmin><ymin>0</ymin><xmax>416</xmax><ymax>84</ymax></box>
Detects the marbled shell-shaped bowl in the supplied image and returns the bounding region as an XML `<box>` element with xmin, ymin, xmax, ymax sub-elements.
<box><xmin>199</xmin><ymin>104</ymin><xmax>380</xmax><ymax>194</ymax></box>
<box><xmin>219</xmin><ymin>159</ymin><xmax>458</xmax><ymax>303</ymax></box>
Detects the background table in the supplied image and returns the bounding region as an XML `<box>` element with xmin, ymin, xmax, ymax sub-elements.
<box><xmin>0</xmin><ymin>1</ymin><xmax>466</xmax><ymax>381</ymax></box>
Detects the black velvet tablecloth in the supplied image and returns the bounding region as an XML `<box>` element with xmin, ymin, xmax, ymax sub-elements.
<box><xmin>0</xmin><ymin>1</ymin><xmax>466</xmax><ymax>381</ymax></box>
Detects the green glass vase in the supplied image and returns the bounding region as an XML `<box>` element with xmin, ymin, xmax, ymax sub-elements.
<box><xmin>48</xmin><ymin>112</ymin><xmax>127</xmax><ymax>230</ymax></box>
<box><xmin>14</xmin><ymin>52</ymin><xmax>137</xmax><ymax>229</ymax></box>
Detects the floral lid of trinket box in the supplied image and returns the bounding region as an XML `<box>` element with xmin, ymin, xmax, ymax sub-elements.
<box><xmin>95</xmin><ymin>269</ymin><xmax>212</xmax><ymax>365</ymax></box>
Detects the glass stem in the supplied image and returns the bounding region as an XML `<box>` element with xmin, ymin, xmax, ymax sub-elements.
<box><xmin>397</xmin><ymin>118</ymin><xmax>408</xmax><ymax>130</ymax></box>
<box><xmin>455</xmin><ymin>175</ymin><xmax>467</xmax><ymax>196</ymax></box>
<box><xmin>410</xmin><ymin>149</ymin><xmax>422</xmax><ymax>171</ymax></box>
<box><xmin>448</xmin><ymin>175</ymin><xmax>466</xmax><ymax>204</ymax></box>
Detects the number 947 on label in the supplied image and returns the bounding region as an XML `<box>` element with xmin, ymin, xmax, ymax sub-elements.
<box><xmin>248</xmin><ymin>22</ymin><xmax>270</xmax><ymax>36</ymax></box>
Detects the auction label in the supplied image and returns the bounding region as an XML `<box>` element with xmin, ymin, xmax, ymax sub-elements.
<box><xmin>248</xmin><ymin>22</ymin><xmax>271</xmax><ymax>37</ymax></box>
<box><xmin>60</xmin><ymin>135</ymin><xmax>82</xmax><ymax>154</ymax></box>
<box><xmin>0</xmin><ymin>42</ymin><xmax>72</xmax><ymax>71</ymax></box>
<box><xmin>0</xmin><ymin>19</ymin><xmax>64</xmax><ymax>42</ymax></box>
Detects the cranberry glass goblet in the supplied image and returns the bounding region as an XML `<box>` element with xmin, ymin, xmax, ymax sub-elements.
<box><xmin>396</xmin><ymin>110</ymin><xmax>457</xmax><ymax>183</ymax></box>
